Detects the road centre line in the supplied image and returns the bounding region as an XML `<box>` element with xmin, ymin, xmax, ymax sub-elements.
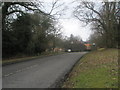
<box><xmin>3</xmin><ymin>64</ymin><xmax>38</xmax><ymax>77</ymax></box>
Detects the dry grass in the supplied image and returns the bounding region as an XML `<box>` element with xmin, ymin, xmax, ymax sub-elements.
<box><xmin>63</xmin><ymin>48</ymin><xmax>118</xmax><ymax>88</ymax></box>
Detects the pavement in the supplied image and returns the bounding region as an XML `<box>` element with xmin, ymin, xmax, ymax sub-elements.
<box><xmin>2</xmin><ymin>52</ymin><xmax>87</xmax><ymax>88</ymax></box>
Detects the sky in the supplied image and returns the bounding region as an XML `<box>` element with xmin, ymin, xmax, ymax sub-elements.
<box><xmin>5</xmin><ymin>0</ymin><xmax>118</xmax><ymax>41</ymax></box>
<box><xmin>40</xmin><ymin>0</ymin><xmax>119</xmax><ymax>41</ymax></box>
<box><xmin>59</xmin><ymin>18</ymin><xmax>92</xmax><ymax>41</ymax></box>
<box><xmin>41</xmin><ymin>0</ymin><xmax>93</xmax><ymax>41</ymax></box>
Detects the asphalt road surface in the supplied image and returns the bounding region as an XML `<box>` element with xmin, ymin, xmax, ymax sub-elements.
<box><xmin>2</xmin><ymin>52</ymin><xmax>87</xmax><ymax>88</ymax></box>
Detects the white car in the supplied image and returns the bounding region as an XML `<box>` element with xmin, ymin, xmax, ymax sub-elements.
<box><xmin>67</xmin><ymin>49</ymin><xmax>71</xmax><ymax>52</ymax></box>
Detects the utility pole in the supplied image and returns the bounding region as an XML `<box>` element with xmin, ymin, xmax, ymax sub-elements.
<box><xmin>117</xmin><ymin>1</ymin><xmax>120</xmax><ymax>49</ymax></box>
<box><xmin>116</xmin><ymin>1</ymin><xmax>120</xmax><ymax>49</ymax></box>
<box><xmin>116</xmin><ymin>2</ymin><xmax>120</xmax><ymax>89</ymax></box>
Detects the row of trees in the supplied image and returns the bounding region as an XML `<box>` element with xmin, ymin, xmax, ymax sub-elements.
<box><xmin>74</xmin><ymin>1</ymin><xmax>119</xmax><ymax>48</ymax></box>
<box><xmin>1</xmin><ymin>1</ymin><xmax>87</xmax><ymax>59</ymax></box>
<box><xmin>3</xmin><ymin>1</ymin><xmax>118</xmax><ymax>58</ymax></box>
<box><xmin>1</xmin><ymin>1</ymin><xmax>65</xmax><ymax>58</ymax></box>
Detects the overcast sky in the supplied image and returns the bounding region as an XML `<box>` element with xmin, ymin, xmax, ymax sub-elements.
<box><xmin>41</xmin><ymin>0</ymin><xmax>120</xmax><ymax>41</ymax></box>
<box><xmin>41</xmin><ymin>0</ymin><xmax>93</xmax><ymax>41</ymax></box>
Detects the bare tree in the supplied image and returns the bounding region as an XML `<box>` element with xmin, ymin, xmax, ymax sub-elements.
<box><xmin>41</xmin><ymin>0</ymin><xmax>67</xmax><ymax>19</ymax></box>
<box><xmin>73</xmin><ymin>1</ymin><xmax>119</xmax><ymax>48</ymax></box>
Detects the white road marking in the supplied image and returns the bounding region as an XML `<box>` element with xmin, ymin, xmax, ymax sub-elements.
<box><xmin>3</xmin><ymin>64</ymin><xmax>38</xmax><ymax>77</ymax></box>
<box><xmin>4</xmin><ymin>73</ymin><xmax>13</xmax><ymax>77</ymax></box>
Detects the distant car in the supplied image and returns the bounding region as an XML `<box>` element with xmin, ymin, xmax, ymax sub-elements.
<box><xmin>67</xmin><ymin>49</ymin><xmax>71</xmax><ymax>52</ymax></box>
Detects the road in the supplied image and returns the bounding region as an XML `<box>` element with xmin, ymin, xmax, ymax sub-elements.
<box><xmin>2</xmin><ymin>52</ymin><xmax>86</xmax><ymax>88</ymax></box>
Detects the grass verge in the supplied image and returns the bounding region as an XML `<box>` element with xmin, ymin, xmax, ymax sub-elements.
<box><xmin>62</xmin><ymin>48</ymin><xmax>118</xmax><ymax>88</ymax></box>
